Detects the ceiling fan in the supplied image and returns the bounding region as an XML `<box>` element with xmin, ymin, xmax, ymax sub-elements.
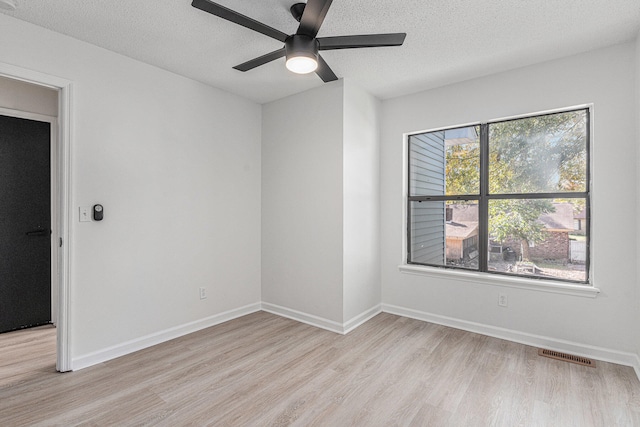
<box><xmin>191</xmin><ymin>0</ymin><xmax>407</xmax><ymax>82</ymax></box>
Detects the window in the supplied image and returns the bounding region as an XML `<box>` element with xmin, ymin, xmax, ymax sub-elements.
<box><xmin>407</xmin><ymin>108</ymin><xmax>590</xmax><ymax>284</ymax></box>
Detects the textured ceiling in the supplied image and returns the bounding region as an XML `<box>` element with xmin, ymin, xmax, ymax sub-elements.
<box><xmin>2</xmin><ymin>0</ymin><xmax>639</xmax><ymax>104</ymax></box>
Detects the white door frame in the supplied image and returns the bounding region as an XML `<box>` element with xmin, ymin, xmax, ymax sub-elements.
<box><xmin>0</xmin><ymin>63</ymin><xmax>73</xmax><ymax>372</ymax></box>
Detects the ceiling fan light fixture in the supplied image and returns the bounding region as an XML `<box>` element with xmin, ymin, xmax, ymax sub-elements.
<box><xmin>191</xmin><ymin>0</ymin><xmax>406</xmax><ymax>83</ymax></box>
<box><xmin>286</xmin><ymin>55</ymin><xmax>317</xmax><ymax>74</ymax></box>
<box><xmin>285</xmin><ymin>34</ymin><xmax>319</xmax><ymax>74</ymax></box>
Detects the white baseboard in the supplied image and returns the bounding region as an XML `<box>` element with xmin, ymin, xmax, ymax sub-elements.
<box><xmin>382</xmin><ymin>303</ymin><xmax>640</xmax><ymax>374</ymax></box>
<box><xmin>72</xmin><ymin>302</ymin><xmax>261</xmax><ymax>371</ymax></box>
<box><xmin>70</xmin><ymin>300</ymin><xmax>640</xmax><ymax>384</ymax></box>
<box><xmin>261</xmin><ymin>302</ymin><xmax>381</xmax><ymax>335</ymax></box>
<box><xmin>261</xmin><ymin>302</ymin><xmax>344</xmax><ymax>334</ymax></box>
<box><xmin>344</xmin><ymin>304</ymin><xmax>382</xmax><ymax>334</ymax></box>
<box><xmin>633</xmin><ymin>354</ymin><xmax>640</xmax><ymax>382</ymax></box>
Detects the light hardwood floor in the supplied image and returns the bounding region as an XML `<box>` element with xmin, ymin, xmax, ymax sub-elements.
<box><xmin>1</xmin><ymin>312</ymin><xmax>639</xmax><ymax>426</ymax></box>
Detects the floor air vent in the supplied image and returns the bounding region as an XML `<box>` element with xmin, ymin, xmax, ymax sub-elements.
<box><xmin>538</xmin><ymin>348</ymin><xmax>595</xmax><ymax>367</ymax></box>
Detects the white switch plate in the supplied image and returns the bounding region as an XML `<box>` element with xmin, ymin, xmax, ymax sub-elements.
<box><xmin>79</xmin><ymin>206</ymin><xmax>91</xmax><ymax>222</ymax></box>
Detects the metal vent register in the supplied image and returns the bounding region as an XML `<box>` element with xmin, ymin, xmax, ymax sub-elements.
<box><xmin>538</xmin><ymin>349</ymin><xmax>595</xmax><ymax>367</ymax></box>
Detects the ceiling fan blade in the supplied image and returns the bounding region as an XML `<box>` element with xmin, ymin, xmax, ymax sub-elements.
<box><xmin>192</xmin><ymin>0</ymin><xmax>288</xmax><ymax>42</ymax></box>
<box><xmin>233</xmin><ymin>48</ymin><xmax>286</xmax><ymax>72</ymax></box>
<box><xmin>297</xmin><ymin>0</ymin><xmax>333</xmax><ymax>38</ymax></box>
<box><xmin>318</xmin><ymin>33</ymin><xmax>407</xmax><ymax>50</ymax></box>
<box><xmin>315</xmin><ymin>54</ymin><xmax>338</xmax><ymax>82</ymax></box>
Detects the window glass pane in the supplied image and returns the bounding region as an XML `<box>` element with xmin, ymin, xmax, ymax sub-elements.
<box><xmin>409</xmin><ymin>201</ymin><xmax>479</xmax><ymax>270</ymax></box>
<box><xmin>409</xmin><ymin>126</ymin><xmax>479</xmax><ymax>196</ymax></box>
<box><xmin>488</xmin><ymin>110</ymin><xmax>587</xmax><ymax>194</ymax></box>
<box><xmin>487</xmin><ymin>198</ymin><xmax>587</xmax><ymax>282</ymax></box>
<box><xmin>409</xmin><ymin>132</ymin><xmax>445</xmax><ymax>196</ymax></box>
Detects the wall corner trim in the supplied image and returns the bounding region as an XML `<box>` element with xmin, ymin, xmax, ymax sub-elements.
<box><xmin>71</xmin><ymin>302</ymin><xmax>261</xmax><ymax>371</ymax></box>
<box><xmin>261</xmin><ymin>302</ymin><xmax>344</xmax><ymax>334</ymax></box>
<box><xmin>261</xmin><ymin>302</ymin><xmax>382</xmax><ymax>335</ymax></box>
<box><xmin>344</xmin><ymin>305</ymin><xmax>382</xmax><ymax>334</ymax></box>
<box><xmin>261</xmin><ymin>302</ymin><xmax>381</xmax><ymax>335</ymax></box>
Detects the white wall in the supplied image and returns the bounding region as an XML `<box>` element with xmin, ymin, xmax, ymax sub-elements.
<box><xmin>261</xmin><ymin>80</ymin><xmax>381</xmax><ymax>329</ymax></box>
<box><xmin>380</xmin><ymin>42</ymin><xmax>638</xmax><ymax>358</ymax></box>
<box><xmin>262</xmin><ymin>81</ymin><xmax>345</xmax><ymax>324</ymax></box>
<box><xmin>343</xmin><ymin>80</ymin><xmax>381</xmax><ymax>323</ymax></box>
<box><xmin>0</xmin><ymin>15</ymin><xmax>262</xmax><ymax>365</ymax></box>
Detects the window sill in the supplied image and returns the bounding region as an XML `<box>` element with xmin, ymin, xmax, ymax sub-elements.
<box><xmin>398</xmin><ymin>264</ymin><xmax>600</xmax><ymax>298</ymax></box>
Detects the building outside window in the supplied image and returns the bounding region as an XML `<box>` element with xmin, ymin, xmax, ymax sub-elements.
<box><xmin>407</xmin><ymin>108</ymin><xmax>590</xmax><ymax>284</ymax></box>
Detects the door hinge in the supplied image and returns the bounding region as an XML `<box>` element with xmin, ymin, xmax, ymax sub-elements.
<box><xmin>59</xmin><ymin>237</ymin><xmax>63</xmax><ymax>247</ymax></box>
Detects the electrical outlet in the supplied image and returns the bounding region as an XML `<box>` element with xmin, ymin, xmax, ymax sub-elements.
<box><xmin>498</xmin><ymin>293</ymin><xmax>508</xmax><ymax>307</ymax></box>
<box><xmin>199</xmin><ymin>287</ymin><xmax>207</xmax><ymax>300</ymax></box>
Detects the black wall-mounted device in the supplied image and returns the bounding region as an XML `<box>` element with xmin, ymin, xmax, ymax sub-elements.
<box><xmin>93</xmin><ymin>204</ymin><xmax>103</xmax><ymax>221</ymax></box>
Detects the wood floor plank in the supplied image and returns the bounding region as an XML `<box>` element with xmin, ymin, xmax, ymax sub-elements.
<box><xmin>1</xmin><ymin>312</ymin><xmax>639</xmax><ymax>426</ymax></box>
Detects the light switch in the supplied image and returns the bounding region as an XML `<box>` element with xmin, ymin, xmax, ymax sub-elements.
<box><xmin>79</xmin><ymin>206</ymin><xmax>91</xmax><ymax>222</ymax></box>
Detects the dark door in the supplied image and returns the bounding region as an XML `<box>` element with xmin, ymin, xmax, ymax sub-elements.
<box><xmin>0</xmin><ymin>114</ymin><xmax>51</xmax><ymax>334</ymax></box>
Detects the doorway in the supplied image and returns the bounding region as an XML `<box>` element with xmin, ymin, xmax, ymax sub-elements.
<box><xmin>0</xmin><ymin>65</ymin><xmax>71</xmax><ymax>372</ymax></box>
<box><xmin>0</xmin><ymin>112</ymin><xmax>55</xmax><ymax>333</ymax></box>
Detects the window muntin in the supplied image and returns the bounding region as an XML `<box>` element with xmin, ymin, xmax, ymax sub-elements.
<box><xmin>407</xmin><ymin>108</ymin><xmax>590</xmax><ymax>284</ymax></box>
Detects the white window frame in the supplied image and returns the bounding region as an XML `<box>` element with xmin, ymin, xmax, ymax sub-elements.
<box><xmin>399</xmin><ymin>105</ymin><xmax>599</xmax><ymax>298</ymax></box>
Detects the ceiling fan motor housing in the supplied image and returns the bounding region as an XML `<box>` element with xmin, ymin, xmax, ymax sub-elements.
<box><xmin>290</xmin><ymin>3</ymin><xmax>306</xmax><ymax>22</ymax></box>
<box><xmin>285</xmin><ymin>34</ymin><xmax>319</xmax><ymax>62</ymax></box>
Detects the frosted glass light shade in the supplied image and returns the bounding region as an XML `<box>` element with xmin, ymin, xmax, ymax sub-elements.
<box><xmin>285</xmin><ymin>56</ymin><xmax>318</xmax><ymax>74</ymax></box>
